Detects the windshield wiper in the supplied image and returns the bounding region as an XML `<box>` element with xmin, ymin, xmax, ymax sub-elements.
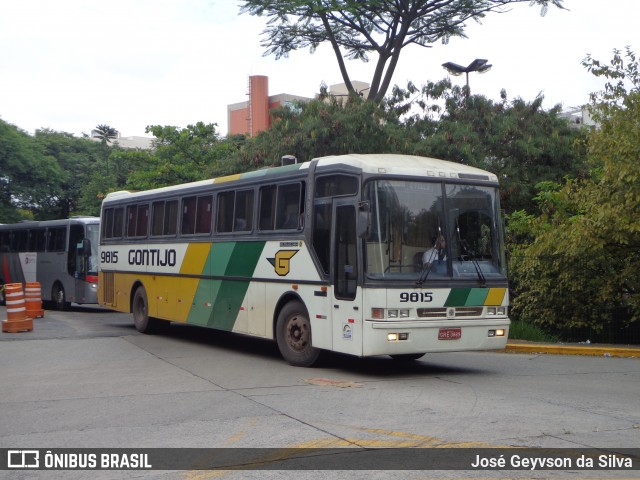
<box><xmin>415</xmin><ymin>261</ymin><xmax>434</xmax><ymax>287</ymax></box>
<box><xmin>456</xmin><ymin>224</ymin><xmax>486</xmax><ymax>287</ymax></box>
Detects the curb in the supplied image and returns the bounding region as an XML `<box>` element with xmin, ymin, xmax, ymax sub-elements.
<box><xmin>506</xmin><ymin>342</ymin><xmax>640</xmax><ymax>358</ymax></box>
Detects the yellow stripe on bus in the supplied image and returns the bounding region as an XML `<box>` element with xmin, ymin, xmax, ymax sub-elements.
<box><xmin>484</xmin><ymin>287</ymin><xmax>506</xmax><ymax>306</ymax></box>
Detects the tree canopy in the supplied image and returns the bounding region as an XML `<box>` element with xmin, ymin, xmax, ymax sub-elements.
<box><xmin>240</xmin><ymin>0</ymin><xmax>565</xmax><ymax>102</ymax></box>
<box><xmin>388</xmin><ymin>80</ymin><xmax>588</xmax><ymax>212</ymax></box>
<box><xmin>509</xmin><ymin>47</ymin><xmax>640</xmax><ymax>338</ymax></box>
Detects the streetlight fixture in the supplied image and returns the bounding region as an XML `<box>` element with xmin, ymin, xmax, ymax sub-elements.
<box><xmin>442</xmin><ymin>58</ymin><xmax>492</xmax><ymax>92</ymax></box>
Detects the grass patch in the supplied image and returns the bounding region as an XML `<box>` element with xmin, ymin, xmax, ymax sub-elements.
<box><xmin>509</xmin><ymin>320</ymin><xmax>560</xmax><ymax>342</ymax></box>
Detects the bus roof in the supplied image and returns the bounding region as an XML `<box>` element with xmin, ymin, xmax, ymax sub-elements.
<box><xmin>0</xmin><ymin>217</ymin><xmax>100</xmax><ymax>230</ymax></box>
<box><xmin>104</xmin><ymin>154</ymin><xmax>498</xmax><ymax>202</ymax></box>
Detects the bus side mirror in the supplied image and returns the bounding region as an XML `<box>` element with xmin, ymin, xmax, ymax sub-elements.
<box><xmin>81</xmin><ymin>238</ymin><xmax>91</xmax><ymax>256</ymax></box>
<box><xmin>357</xmin><ymin>202</ymin><xmax>370</xmax><ymax>238</ymax></box>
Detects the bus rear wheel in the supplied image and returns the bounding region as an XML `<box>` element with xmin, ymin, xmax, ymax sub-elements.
<box><xmin>276</xmin><ymin>300</ymin><xmax>320</xmax><ymax>367</ymax></box>
<box><xmin>132</xmin><ymin>286</ymin><xmax>163</xmax><ymax>334</ymax></box>
<box><xmin>52</xmin><ymin>283</ymin><xmax>70</xmax><ymax>311</ymax></box>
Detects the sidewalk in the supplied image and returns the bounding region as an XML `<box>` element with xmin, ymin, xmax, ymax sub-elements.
<box><xmin>506</xmin><ymin>340</ymin><xmax>640</xmax><ymax>358</ymax></box>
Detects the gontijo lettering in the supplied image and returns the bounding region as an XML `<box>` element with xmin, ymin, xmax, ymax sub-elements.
<box><xmin>128</xmin><ymin>249</ymin><xmax>177</xmax><ymax>266</ymax></box>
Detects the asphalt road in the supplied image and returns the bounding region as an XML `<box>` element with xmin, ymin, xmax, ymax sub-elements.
<box><xmin>1</xmin><ymin>305</ymin><xmax>639</xmax><ymax>479</ymax></box>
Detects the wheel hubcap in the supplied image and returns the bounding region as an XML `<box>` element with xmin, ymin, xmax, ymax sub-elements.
<box><xmin>286</xmin><ymin>315</ymin><xmax>309</xmax><ymax>352</ymax></box>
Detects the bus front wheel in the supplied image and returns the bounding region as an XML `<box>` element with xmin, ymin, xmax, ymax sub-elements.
<box><xmin>276</xmin><ymin>301</ymin><xmax>320</xmax><ymax>367</ymax></box>
<box><xmin>132</xmin><ymin>286</ymin><xmax>163</xmax><ymax>334</ymax></box>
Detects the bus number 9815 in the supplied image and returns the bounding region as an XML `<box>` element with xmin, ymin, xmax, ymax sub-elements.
<box><xmin>400</xmin><ymin>292</ymin><xmax>433</xmax><ymax>303</ymax></box>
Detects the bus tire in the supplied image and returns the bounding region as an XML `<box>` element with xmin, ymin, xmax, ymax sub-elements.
<box><xmin>390</xmin><ymin>353</ymin><xmax>425</xmax><ymax>362</ymax></box>
<box><xmin>276</xmin><ymin>300</ymin><xmax>320</xmax><ymax>367</ymax></box>
<box><xmin>52</xmin><ymin>283</ymin><xmax>70</xmax><ymax>311</ymax></box>
<box><xmin>132</xmin><ymin>286</ymin><xmax>162</xmax><ymax>334</ymax></box>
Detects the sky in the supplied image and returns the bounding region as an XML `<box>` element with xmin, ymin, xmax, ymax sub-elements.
<box><xmin>1</xmin><ymin>0</ymin><xmax>638</xmax><ymax>138</ymax></box>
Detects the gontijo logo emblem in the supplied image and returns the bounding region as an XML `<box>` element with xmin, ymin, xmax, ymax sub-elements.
<box><xmin>267</xmin><ymin>250</ymin><xmax>298</xmax><ymax>276</ymax></box>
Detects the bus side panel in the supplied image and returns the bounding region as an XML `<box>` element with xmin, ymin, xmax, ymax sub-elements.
<box><xmin>39</xmin><ymin>252</ymin><xmax>71</xmax><ymax>302</ymax></box>
<box><xmin>246</xmin><ymin>282</ymin><xmax>265</xmax><ymax>336</ymax></box>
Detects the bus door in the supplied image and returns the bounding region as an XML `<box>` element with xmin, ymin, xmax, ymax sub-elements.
<box><xmin>70</xmin><ymin>225</ymin><xmax>89</xmax><ymax>303</ymax></box>
<box><xmin>330</xmin><ymin>201</ymin><xmax>363</xmax><ymax>356</ymax></box>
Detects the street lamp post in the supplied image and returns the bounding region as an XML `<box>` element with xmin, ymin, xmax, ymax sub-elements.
<box><xmin>442</xmin><ymin>59</ymin><xmax>492</xmax><ymax>93</ymax></box>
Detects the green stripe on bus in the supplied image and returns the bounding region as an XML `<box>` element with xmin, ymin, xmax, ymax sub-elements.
<box><xmin>466</xmin><ymin>288</ymin><xmax>490</xmax><ymax>306</ymax></box>
<box><xmin>444</xmin><ymin>288</ymin><xmax>493</xmax><ymax>306</ymax></box>
<box><xmin>188</xmin><ymin>241</ymin><xmax>266</xmax><ymax>330</ymax></box>
<box><xmin>444</xmin><ymin>288</ymin><xmax>471</xmax><ymax>307</ymax></box>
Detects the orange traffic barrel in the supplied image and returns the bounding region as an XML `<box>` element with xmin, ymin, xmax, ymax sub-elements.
<box><xmin>2</xmin><ymin>283</ymin><xmax>33</xmax><ymax>333</ymax></box>
<box><xmin>25</xmin><ymin>282</ymin><xmax>44</xmax><ymax>319</ymax></box>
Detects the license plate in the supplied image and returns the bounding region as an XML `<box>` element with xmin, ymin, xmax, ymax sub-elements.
<box><xmin>438</xmin><ymin>328</ymin><xmax>462</xmax><ymax>340</ymax></box>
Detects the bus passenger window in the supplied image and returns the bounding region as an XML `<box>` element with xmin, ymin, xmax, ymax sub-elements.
<box><xmin>0</xmin><ymin>231</ymin><xmax>9</xmax><ymax>252</ymax></box>
<box><xmin>12</xmin><ymin>230</ymin><xmax>28</xmax><ymax>252</ymax></box>
<box><xmin>217</xmin><ymin>191</ymin><xmax>235</xmax><ymax>233</ymax></box>
<box><xmin>195</xmin><ymin>196</ymin><xmax>213</xmax><ymax>234</ymax></box>
<box><xmin>102</xmin><ymin>208</ymin><xmax>114</xmax><ymax>239</ymax></box>
<box><xmin>151</xmin><ymin>202</ymin><xmax>165</xmax><ymax>236</ymax></box>
<box><xmin>276</xmin><ymin>183</ymin><xmax>302</xmax><ymax>230</ymax></box>
<box><xmin>181</xmin><ymin>197</ymin><xmax>197</xmax><ymax>235</ymax></box>
<box><xmin>48</xmin><ymin>227</ymin><xmax>67</xmax><ymax>252</ymax></box>
<box><xmin>27</xmin><ymin>229</ymin><xmax>46</xmax><ymax>252</ymax></box>
<box><xmin>127</xmin><ymin>205</ymin><xmax>138</xmax><ymax>237</ymax></box>
<box><xmin>164</xmin><ymin>201</ymin><xmax>178</xmax><ymax>236</ymax></box>
<box><xmin>136</xmin><ymin>205</ymin><xmax>149</xmax><ymax>237</ymax></box>
<box><xmin>112</xmin><ymin>208</ymin><xmax>124</xmax><ymax>238</ymax></box>
<box><xmin>234</xmin><ymin>190</ymin><xmax>253</xmax><ymax>232</ymax></box>
<box><xmin>259</xmin><ymin>186</ymin><xmax>276</xmax><ymax>231</ymax></box>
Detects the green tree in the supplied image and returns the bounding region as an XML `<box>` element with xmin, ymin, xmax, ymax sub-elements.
<box><xmin>126</xmin><ymin>122</ymin><xmax>240</xmax><ymax>189</ymax></box>
<box><xmin>33</xmin><ymin>129</ymin><xmax>103</xmax><ymax>219</ymax></box>
<box><xmin>391</xmin><ymin>80</ymin><xmax>588</xmax><ymax>212</ymax></box>
<box><xmin>240</xmin><ymin>0</ymin><xmax>565</xmax><ymax>102</ymax></box>
<box><xmin>93</xmin><ymin>124</ymin><xmax>118</xmax><ymax>175</ymax></box>
<box><xmin>236</xmin><ymin>94</ymin><xmax>409</xmax><ymax>169</ymax></box>
<box><xmin>93</xmin><ymin>124</ymin><xmax>118</xmax><ymax>145</ymax></box>
<box><xmin>510</xmin><ymin>47</ymin><xmax>640</xmax><ymax>338</ymax></box>
<box><xmin>78</xmin><ymin>147</ymin><xmax>156</xmax><ymax>216</ymax></box>
<box><xmin>0</xmin><ymin>120</ymin><xmax>63</xmax><ymax>222</ymax></box>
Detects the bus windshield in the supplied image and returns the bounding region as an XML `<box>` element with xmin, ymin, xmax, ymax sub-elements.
<box><xmin>363</xmin><ymin>179</ymin><xmax>506</xmax><ymax>281</ymax></box>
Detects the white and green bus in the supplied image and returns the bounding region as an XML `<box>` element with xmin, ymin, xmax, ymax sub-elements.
<box><xmin>0</xmin><ymin>217</ymin><xmax>100</xmax><ymax>309</ymax></box>
<box><xmin>98</xmin><ymin>154</ymin><xmax>509</xmax><ymax>366</ymax></box>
